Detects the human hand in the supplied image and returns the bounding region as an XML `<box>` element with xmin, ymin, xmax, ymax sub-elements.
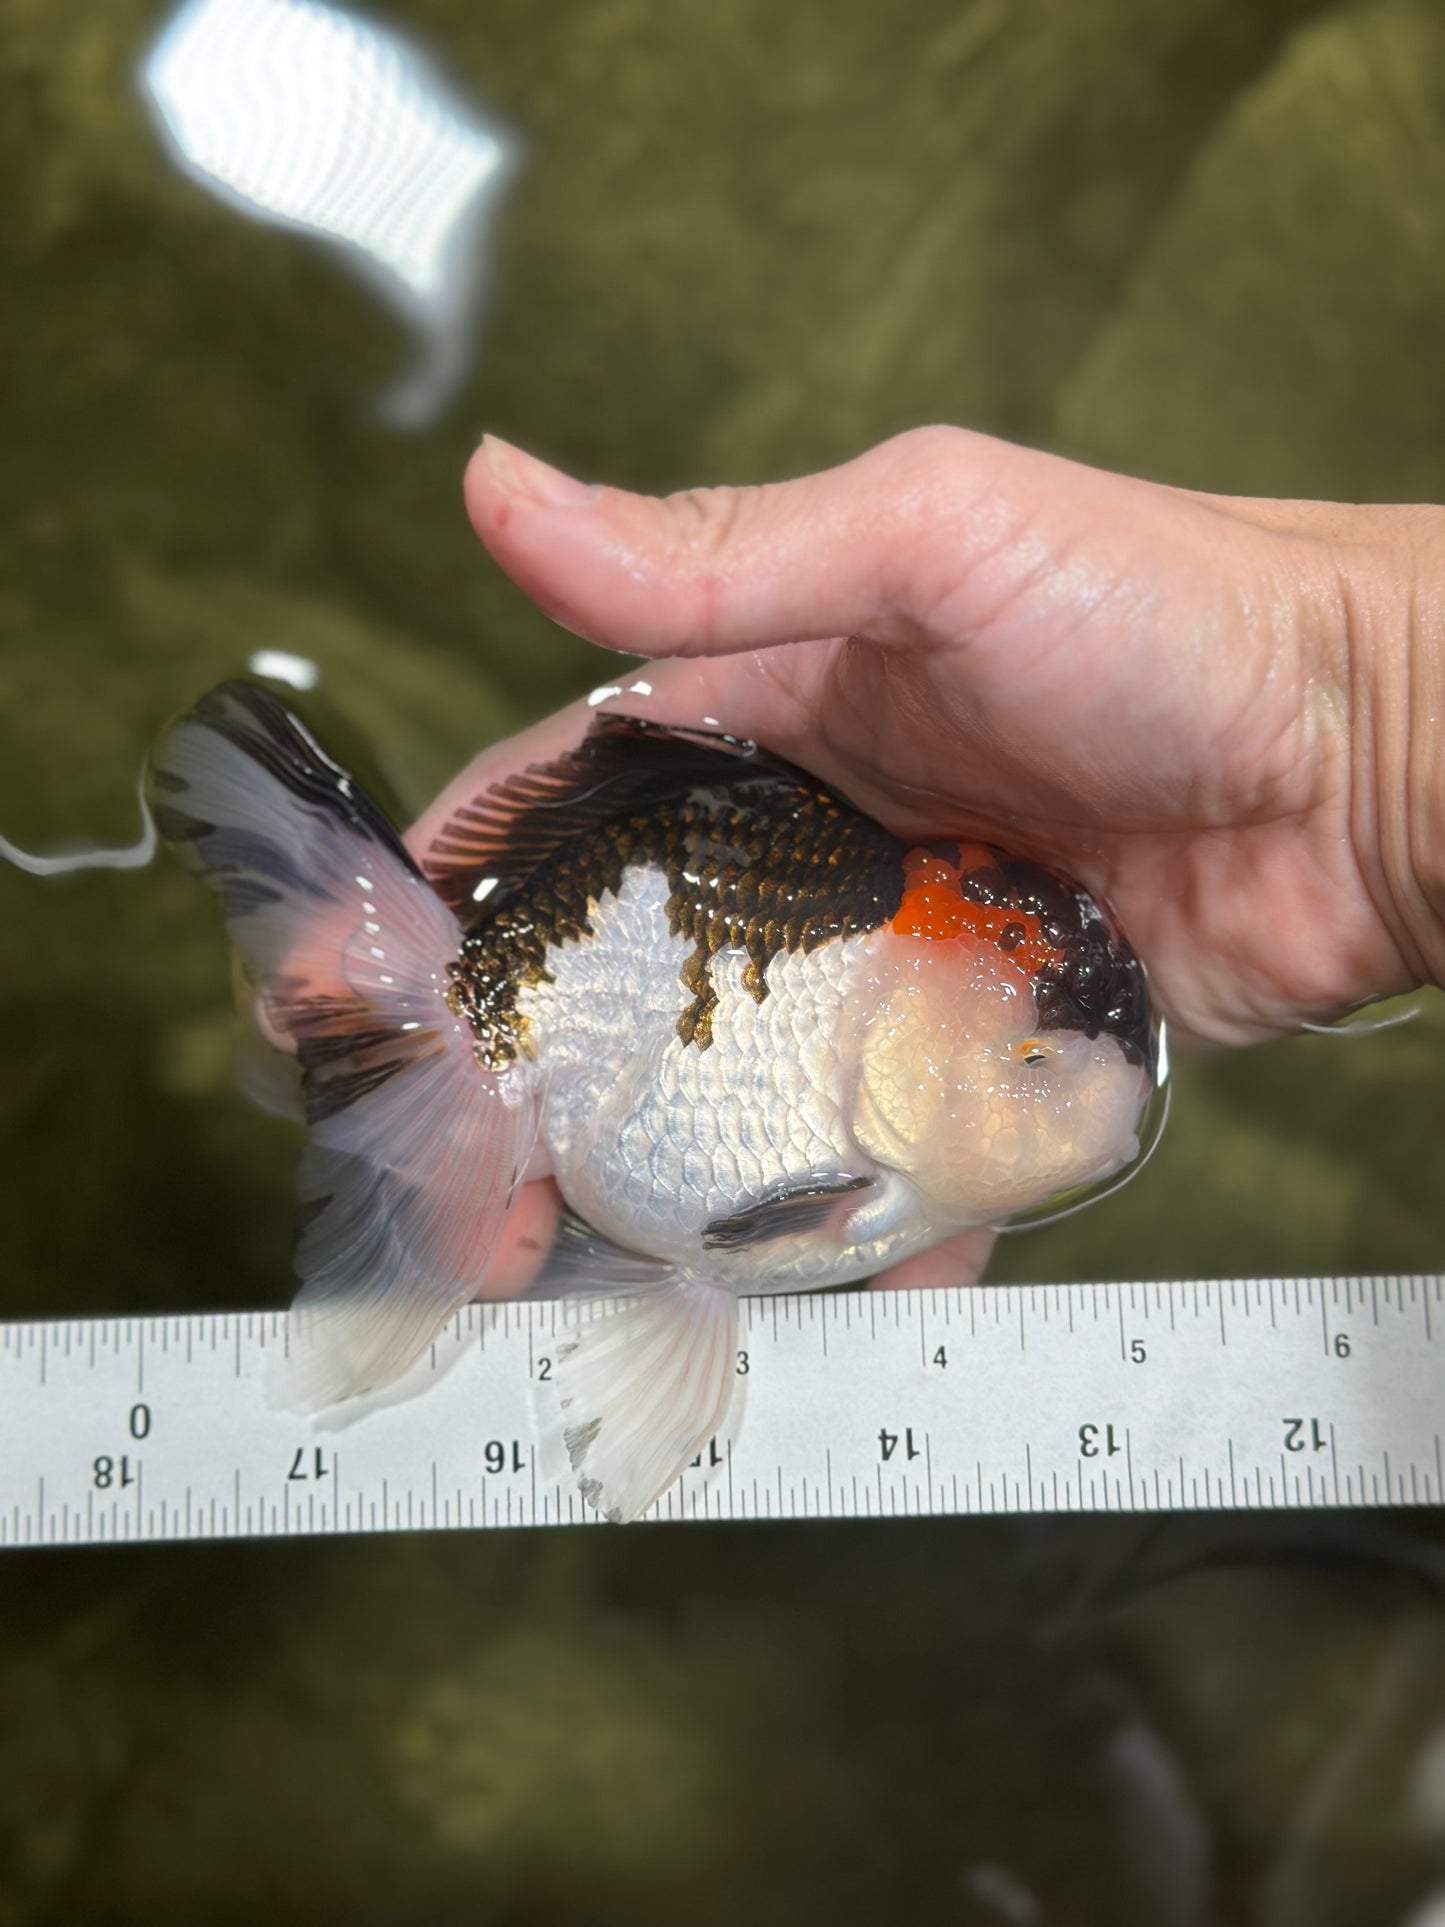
<box><xmin>411</xmin><ymin>426</ymin><xmax>1445</xmax><ymax>1290</ymax></box>
<box><xmin>435</xmin><ymin>425</ymin><xmax>1444</xmax><ymax>1048</ymax></box>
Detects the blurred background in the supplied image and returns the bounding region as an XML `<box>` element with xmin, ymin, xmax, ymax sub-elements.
<box><xmin>3</xmin><ymin>0</ymin><xmax>1445</xmax><ymax>1920</ymax></box>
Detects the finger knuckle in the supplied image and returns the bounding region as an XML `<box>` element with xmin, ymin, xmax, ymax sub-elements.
<box><xmin>661</xmin><ymin>482</ymin><xmax>755</xmax><ymax>563</ymax></box>
<box><xmin>658</xmin><ymin>484</ymin><xmax>774</xmax><ymax>650</ymax></box>
<box><xmin>878</xmin><ymin>423</ymin><xmax>974</xmax><ymax>477</ymax></box>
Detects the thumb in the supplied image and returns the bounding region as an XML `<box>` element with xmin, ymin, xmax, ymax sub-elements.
<box><xmin>464</xmin><ymin>426</ymin><xmax>1091</xmax><ymax>658</ymax></box>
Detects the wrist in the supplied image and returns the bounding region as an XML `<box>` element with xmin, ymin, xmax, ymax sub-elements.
<box><xmin>1347</xmin><ymin>508</ymin><xmax>1445</xmax><ymax>991</ymax></box>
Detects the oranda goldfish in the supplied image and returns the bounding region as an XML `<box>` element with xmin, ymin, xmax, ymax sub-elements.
<box><xmin>152</xmin><ymin>682</ymin><xmax>1157</xmax><ymax>1520</ymax></box>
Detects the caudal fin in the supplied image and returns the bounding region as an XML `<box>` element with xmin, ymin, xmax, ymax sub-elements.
<box><xmin>150</xmin><ymin>681</ymin><xmax>533</xmax><ymax>1405</ymax></box>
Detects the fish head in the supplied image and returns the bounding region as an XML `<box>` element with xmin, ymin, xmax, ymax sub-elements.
<box><xmin>850</xmin><ymin>929</ymin><xmax>1152</xmax><ymax>1226</ymax></box>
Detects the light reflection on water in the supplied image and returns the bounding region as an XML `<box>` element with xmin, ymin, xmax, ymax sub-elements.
<box><xmin>0</xmin><ymin>778</ymin><xmax>156</xmax><ymax>876</ymax></box>
<box><xmin>247</xmin><ymin>648</ymin><xmax>321</xmax><ymax>690</ymax></box>
<box><xmin>139</xmin><ymin>0</ymin><xmax>515</xmax><ymax>426</ymax></box>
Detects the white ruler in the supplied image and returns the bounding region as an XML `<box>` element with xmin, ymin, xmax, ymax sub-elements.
<box><xmin>1</xmin><ymin>1277</ymin><xmax>1442</xmax><ymax>1546</ymax></box>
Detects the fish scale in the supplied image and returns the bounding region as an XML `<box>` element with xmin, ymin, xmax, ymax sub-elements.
<box><xmin>520</xmin><ymin>868</ymin><xmax>891</xmax><ymax>1281</ymax></box>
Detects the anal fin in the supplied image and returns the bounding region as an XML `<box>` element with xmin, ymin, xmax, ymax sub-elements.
<box><xmin>555</xmin><ymin>1277</ymin><xmax>738</xmax><ymax>1524</ymax></box>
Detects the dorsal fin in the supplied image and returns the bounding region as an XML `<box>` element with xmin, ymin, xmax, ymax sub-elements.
<box><xmin>419</xmin><ymin>713</ymin><xmax>821</xmax><ymax>919</ymax></box>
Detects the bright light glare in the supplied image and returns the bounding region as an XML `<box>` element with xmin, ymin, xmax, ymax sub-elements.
<box><xmin>248</xmin><ymin>648</ymin><xmax>321</xmax><ymax>690</ymax></box>
<box><xmin>140</xmin><ymin>0</ymin><xmax>515</xmax><ymax>425</ymax></box>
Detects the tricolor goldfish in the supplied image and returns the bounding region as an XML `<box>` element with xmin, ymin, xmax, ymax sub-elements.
<box><xmin>152</xmin><ymin>682</ymin><xmax>1156</xmax><ymax>1520</ymax></box>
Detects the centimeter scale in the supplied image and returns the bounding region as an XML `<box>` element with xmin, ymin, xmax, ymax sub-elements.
<box><xmin>1</xmin><ymin>1276</ymin><xmax>1442</xmax><ymax>1548</ymax></box>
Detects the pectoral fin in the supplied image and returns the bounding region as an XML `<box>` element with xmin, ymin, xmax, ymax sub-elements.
<box><xmin>555</xmin><ymin>1279</ymin><xmax>738</xmax><ymax>1523</ymax></box>
<box><xmin>702</xmin><ymin>1173</ymin><xmax>873</xmax><ymax>1251</ymax></box>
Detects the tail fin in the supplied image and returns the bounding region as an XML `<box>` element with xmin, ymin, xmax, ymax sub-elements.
<box><xmin>151</xmin><ymin>681</ymin><xmax>533</xmax><ymax>1406</ymax></box>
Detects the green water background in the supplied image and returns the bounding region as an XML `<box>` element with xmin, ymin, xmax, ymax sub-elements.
<box><xmin>3</xmin><ymin>0</ymin><xmax>1445</xmax><ymax>1919</ymax></box>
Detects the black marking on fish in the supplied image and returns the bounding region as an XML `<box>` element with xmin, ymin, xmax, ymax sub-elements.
<box><xmin>565</xmin><ymin>1418</ymin><xmax>603</xmax><ymax>1464</ymax></box>
<box><xmin>161</xmin><ymin>687</ymin><xmax>1152</xmax><ymax>1092</ymax></box>
<box><xmin>577</xmin><ymin>1475</ymin><xmax>622</xmax><ymax>1524</ymax></box>
<box><xmin>987</xmin><ymin>853</ymin><xmax>1153</xmax><ymax>1073</ymax></box>
<box><xmin>153</xmin><ymin>680</ymin><xmax>450</xmax><ymax>1130</ymax></box>
<box><xmin>702</xmin><ymin>1173</ymin><xmax>874</xmax><ymax>1251</ymax></box>
<box><xmin>296</xmin><ymin>1021</ymin><xmax>442</xmax><ymax>1124</ymax></box>
<box><xmin>441</xmin><ymin>716</ymin><xmax>909</xmax><ymax>1064</ymax></box>
<box><xmin>446</xmin><ymin>720</ymin><xmax>909</xmax><ymax>1063</ymax></box>
<box><xmin>158</xmin><ymin>681</ymin><xmax>424</xmax><ymax>885</ymax></box>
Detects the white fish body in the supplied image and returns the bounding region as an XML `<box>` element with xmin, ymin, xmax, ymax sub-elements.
<box><xmin>525</xmin><ymin>868</ymin><xmax>920</xmax><ymax>1286</ymax></box>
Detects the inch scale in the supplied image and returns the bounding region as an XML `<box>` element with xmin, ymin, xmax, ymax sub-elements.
<box><xmin>1</xmin><ymin>1276</ymin><xmax>1442</xmax><ymax>1547</ymax></box>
